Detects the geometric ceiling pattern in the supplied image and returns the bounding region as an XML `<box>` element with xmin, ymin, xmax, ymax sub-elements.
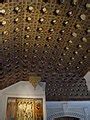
<box><xmin>0</xmin><ymin>0</ymin><xmax>90</xmax><ymax>100</ymax></box>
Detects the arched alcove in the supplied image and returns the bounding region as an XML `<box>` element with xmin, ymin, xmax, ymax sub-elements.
<box><xmin>47</xmin><ymin>112</ymin><xmax>85</xmax><ymax>120</ymax></box>
<box><xmin>55</xmin><ymin>116</ymin><xmax>79</xmax><ymax>120</ymax></box>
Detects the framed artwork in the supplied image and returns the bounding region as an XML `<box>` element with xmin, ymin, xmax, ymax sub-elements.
<box><xmin>6</xmin><ymin>97</ymin><xmax>43</xmax><ymax>120</ymax></box>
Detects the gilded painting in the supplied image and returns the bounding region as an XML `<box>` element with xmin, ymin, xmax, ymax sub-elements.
<box><xmin>6</xmin><ymin>97</ymin><xmax>43</xmax><ymax>120</ymax></box>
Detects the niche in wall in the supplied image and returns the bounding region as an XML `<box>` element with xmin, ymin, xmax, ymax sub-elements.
<box><xmin>55</xmin><ymin>117</ymin><xmax>79</xmax><ymax>120</ymax></box>
<box><xmin>0</xmin><ymin>81</ymin><xmax>46</xmax><ymax>120</ymax></box>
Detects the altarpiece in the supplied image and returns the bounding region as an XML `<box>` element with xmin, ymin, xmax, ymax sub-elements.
<box><xmin>6</xmin><ymin>97</ymin><xmax>43</xmax><ymax>120</ymax></box>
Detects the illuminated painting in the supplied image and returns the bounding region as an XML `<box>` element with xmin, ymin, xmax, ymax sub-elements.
<box><xmin>6</xmin><ymin>97</ymin><xmax>43</xmax><ymax>120</ymax></box>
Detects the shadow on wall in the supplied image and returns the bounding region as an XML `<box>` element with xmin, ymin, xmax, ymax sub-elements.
<box><xmin>0</xmin><ymin>0</ymin><xmax>4</xmax><ymax>3</ymax></box>
<box><xmin>55</xmin><ymin>117</ymin><xmax>79</xmax><ymax>120</ymax></box>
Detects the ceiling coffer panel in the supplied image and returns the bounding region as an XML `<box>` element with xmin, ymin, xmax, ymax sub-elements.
<box><xmin>0</xmin><ymin>0</ymin><xmax>89</xmax><ymax>100</ymax></box>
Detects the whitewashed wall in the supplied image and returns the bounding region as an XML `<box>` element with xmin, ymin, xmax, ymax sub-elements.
<box><xmin>84</xmin><ymin>72</ymin><xmax>90</xmax><ymax>91</ymax></box>
<box><xmin>46</xmin><ymin>101</ymin><xmax>90</xmax><ymax>120</ymax></box>
<box><xmin>0</xmin><ymin>81</ymin><xmax>90</xmax><ymax>120</ymax></box>
<box><xmin>0</xmin><ymin>81</ymin><xmax>46</xmax><ymax>120</ymax></box>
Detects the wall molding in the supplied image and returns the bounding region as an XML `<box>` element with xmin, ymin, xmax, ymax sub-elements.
<box><xmin>47</xmin><ymin>111</ymin><xmax>86</xmax><ymax>120</ymax></box>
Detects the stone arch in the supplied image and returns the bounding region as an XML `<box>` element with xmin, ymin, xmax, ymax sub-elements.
<box><xmin>47</xmin><ymin>112</ymin><xmax>85</xmax><ymax>120</ymax></box>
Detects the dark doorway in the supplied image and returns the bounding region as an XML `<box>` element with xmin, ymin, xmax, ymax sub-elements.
<box><xmin>55</xmin><ymin>117</ymin><xmax>80</xmax><ymax>120</ymax></box>
<box><xmin>0</xmin><ymin>0</ymin><xmax>7</xmax><ymax>3</ymax></box>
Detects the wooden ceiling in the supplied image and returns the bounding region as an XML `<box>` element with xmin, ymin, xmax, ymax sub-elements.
<box><xmin>0</xmin><ymin>0</ymin><xmax>89</xmax><ymax>100</ymax></box>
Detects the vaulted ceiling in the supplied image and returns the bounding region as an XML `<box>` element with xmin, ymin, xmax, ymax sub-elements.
<box><xmin>0</xmin><ymin>0</ymin><xmax>90</xmax><ymax>100</ymax></box>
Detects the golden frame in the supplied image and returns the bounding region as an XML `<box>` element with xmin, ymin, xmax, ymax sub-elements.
<box><xmin>6</xmin><ymin>97</ymin><xmax>43</xmax><ymax>120</ymax></box>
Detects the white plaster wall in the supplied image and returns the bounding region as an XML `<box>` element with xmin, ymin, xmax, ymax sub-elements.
<box><xmin>46</xmin><ymin>101</ymin><xmax>90</xmax><ymax>120</ymax></box>
<box><xmin>84</xmin><ymin>72</ymin><xmax>90</xmax><ymax>91</ymax></box>
<box><xmin>0</xmin><ymin>81</ymin><xmax>46</xmax><ymax>120</ymax></box>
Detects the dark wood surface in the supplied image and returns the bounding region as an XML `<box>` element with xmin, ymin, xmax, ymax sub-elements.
<box><xmin>0</xmin><ymin>0</ymin><xmax>89</xmax><ymax>101</ymax></box>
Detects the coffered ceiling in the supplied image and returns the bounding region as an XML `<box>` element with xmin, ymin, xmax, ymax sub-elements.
<box><xmin>0</xmin><ymin>0</ymin><xmax>90</xmax><ymax>100</ymax></box>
